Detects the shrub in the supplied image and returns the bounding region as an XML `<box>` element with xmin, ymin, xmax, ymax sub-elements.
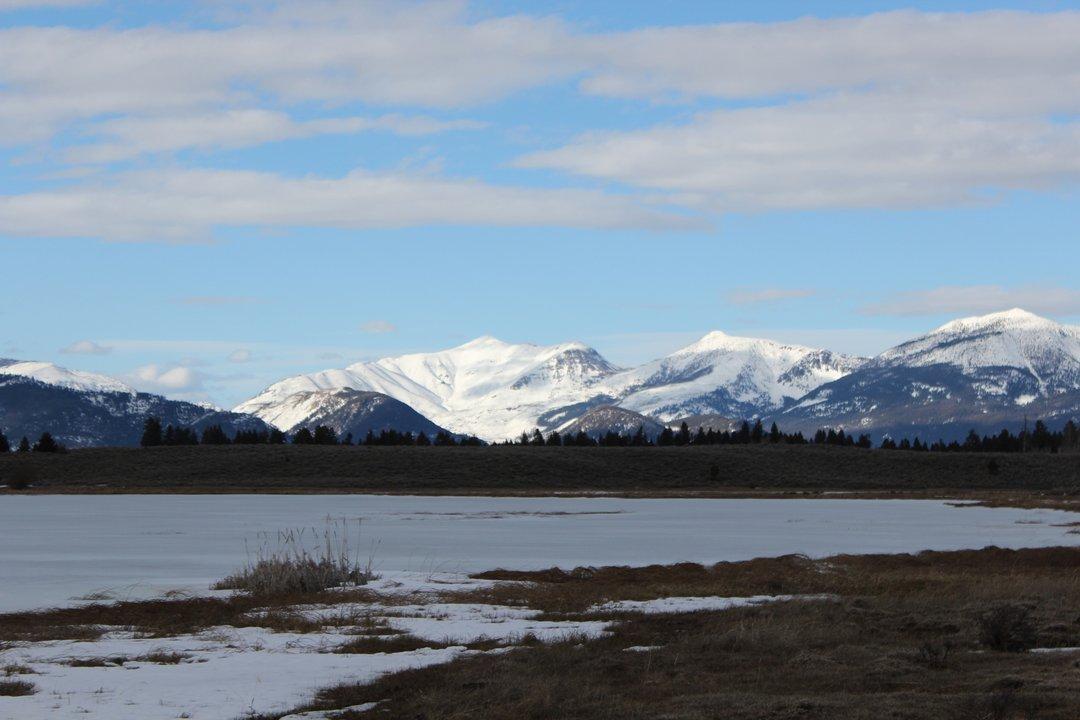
<box><xmin>978</xmin><ymin>605</ymin><xmax>1037</xmax><ymax>652</ymax></box>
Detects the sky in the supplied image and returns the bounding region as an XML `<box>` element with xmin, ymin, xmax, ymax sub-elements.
<box><xmin>0</xmin><ymin>0</ymin><xmax>1077</xmax><ymax>408</ymax></box>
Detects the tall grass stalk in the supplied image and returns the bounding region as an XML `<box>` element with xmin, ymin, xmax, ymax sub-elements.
<box><xmin>214</xmin><ymin>517</ymin><xmax>377</xmax><ymax>595</ymax></box>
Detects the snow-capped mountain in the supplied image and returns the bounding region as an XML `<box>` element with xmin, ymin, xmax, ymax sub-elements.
<box><xmin>238</xmin><ymin>332</ymin><xmax>864</xmax><ymax>441</ymax></box>
<box><xmin>0</xmin><ymin>359</ymin><xmax>133</xmax><ymax>395</ymax></box>
<box><xmin>601</xmin><ymin>332</ymin><xmax>864</xmax><ymax>421</ymax></box>
<box><xmin>237</xmin><ymin>337</ymin><xmax>620</xmax><ymax>441</ymax></box>
<box><xmin>0</xmin><ymin>358</ymin><xmax>270</xmax><ymax>447</ymax></box>
<box><xmin>782</xmin><ymin>309</ymin><xmax>1080</xmax><ymax>439</ymax></box>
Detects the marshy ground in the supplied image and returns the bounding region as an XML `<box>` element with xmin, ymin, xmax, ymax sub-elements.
<box><xmin>2</xmin><ymin>546</ymin><xmax>1079</xmax><ymax>719</ymax></box>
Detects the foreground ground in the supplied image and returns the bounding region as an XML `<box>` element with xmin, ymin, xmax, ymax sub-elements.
<box><xmin>3</xmin><ymin>445</ymin><xmax>1080</xmax><ymax>508</ymax></box>
<box><xmin>2</xmin><ymin>547</ymin><xmax>1079</xmax><ymax>719</ymax></box>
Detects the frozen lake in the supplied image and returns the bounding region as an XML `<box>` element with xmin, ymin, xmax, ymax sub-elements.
<box><xmin>1</xmin><ymin>494</ymin><xmax>1078</xmax><ymax>613</ymax></box>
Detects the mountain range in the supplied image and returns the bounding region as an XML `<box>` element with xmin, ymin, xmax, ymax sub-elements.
<box><xmin>0</xmin><ymin>360</ymin><xmax>269</xmax><ymax>448</ymax></box>
<box><xmin>1</xmin><ymin>309</ymin><xmax>1077</xmax><ymax>447</ymax></box>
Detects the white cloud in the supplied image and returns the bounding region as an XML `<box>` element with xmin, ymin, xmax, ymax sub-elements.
<box><xmin>228</xmin><ymin>349</ymin><xmax>253</xmax><ymax>363</ymax></box>
<box><xmin>518</xmin><ymin>96</ymin><xmax>1080</xmax><ymax>211</ymax></box>
<box><xmin>728</xmin><ymin>288</ymin><xmax>815</xmax><ymax>306</ymax></box>
<box><xmin>0</xmin><ymin>4</ymin><xmax>1075</xmax><ymax>222</ymax></box>
<box><xmin>517</xmin><ymin>10</ymin><xmax>1080</xmax><ymax>210</ymax></box>
<box><xmin>0</xmin><ymin>167</ymin><xmax>695</xmax><ymax>242</ymax></box>
<box><xmin>66</xmin><ymin>110</ymin><xmax>487</xmax><ymax>164</ymax></box>
<box><xmin>359</xmin><ymin>320</ymin><xmax>397</xmax><ymax>334</ymax></box>
<box><xmin>58</xmin><ymin>339</ymin><xmax>112</xmax><ymax>355</ymax></box>
<box><xmin>0</xmin><ymin>3</ymin><xmax>579</xmax><ymax>144</ymax></box>
<box><xmin>0</xmin><ymin>0</ymin><xmax>96</xmax><ymax>9</ymax></box>
<box><xmin>861</xmin><ymin>285</ymin><xmax>1080</xmax><ymax>317</ymax></box>
<box><xmin>129</xmin><ymin>363</ymin><xmax>204</xmax><ymax>393</ymax></box>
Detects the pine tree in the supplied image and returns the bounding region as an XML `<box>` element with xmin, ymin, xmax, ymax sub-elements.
<box><xmin>531</xmin><ymin>429</ymin><xmax>545</xmax><ymax>446</ymax></box>
<box><xmin>269</xmin><ymin>428</ymin><xmax>287</xmax><ymax>444</ymax></box>
<box><xmin>32</xmin><ymin>432</ymin><xmax>60</xmax><ymax>453</ymax></box>
<box><xmin>416</xmin><ymin>431</ymin><xmax>431</xmax><ymax>446</ymax></box>
<box><xmin>546</xmin><ymin>430</ymin><xmax>562</xmax><ymax>447</ymax></box>
<box><xmin>750</xmin><ymin>419</ymin><xmax>764</xmax><ymax>444</ymax></box>
<box><xmin>140</xmin><ymin>417</ymin><xmax>163</xmax><ymax>447</ymax></box>
<box><xmin>313</xmin><ymin>425</ymin><xmax>338</xmax><ymax>445</ymax></box>
<box><xmin>0</xmin><ymin>430</ymin><xmax>9</xmax><ymax>453</ymax></box>
<box><xmin>769</xmin><ymin>422</ymin><xmax>781</xmax><ymax>444</ymax></box>
<box><xmin>676</xmin><ymin>422</ymin><xmax>691</xmax><ymax>446</ymax></box>
<box><xmin>200</xmin><ymin>425</ymin><xmax>230</xmax><ymax>445</ymax></box>
<box><xmin>17</xmin><ymin>436</ymin><xmax>30</xmax><ymax>452</ymax></box>
<box><xmin>293</xmin><ymin>427</ymin><xmax>315</xmax><ymax>444</ymax></box>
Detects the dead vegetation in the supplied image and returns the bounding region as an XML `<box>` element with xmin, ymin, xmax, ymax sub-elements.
<box><xmin>257</xmin><ymin>546</ymin><xmax>1080</xmax><ymax>720</ymax></box>
<box><xmin>0</xmin><ymin>678</ymin><xmax>36</xmax><ymax>696</ymax></box>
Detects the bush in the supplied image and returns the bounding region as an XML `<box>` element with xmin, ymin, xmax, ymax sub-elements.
<box><xmin>978</xmin><ymin>605</ymin><xmax>1036</xmax><ymax>652</ymax></box>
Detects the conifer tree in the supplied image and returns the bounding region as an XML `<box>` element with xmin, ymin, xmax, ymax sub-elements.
<box><xmin>769</xmin><ymin>422</ymin><xmax>781</xmax><ymax>444</ymax></box>
<box><xmin>17</xmin><ymin>436</ymin><xmax>30</xmax><ymax>452</ymax></box>
<box><xmin>313</xmin><ymin>425</ymin><xmax>338</xmax><ymax>445</ymax></box>
<box><xmin>0</xmin><ymin>430</ymin><xmax>9</xmax><ymax>453</ymax></box>
<box><xmin>269</xmin><ymin>428</ymin><xmax>287</xmax><ymax>444</ymax></box>
<box><xmin>140</xmin><ymin>417</ymin><xmax>163</xmax><ymax>447</ymax></box>
<box><xmin>546</xmin><ymin>430</ymin><xmax>562</xmax><ymax>447</ymax></box>
<box><xmin>200</xmin><ymin>425</ymin><xmax>230</xmax><ymax>445</ymax></box>
<box><xmin>293</xmin><ymin>427</ymin><xmax>315</xmax><ymax>444</ymax></box>
<box><xmin>32</xmin><ymin>432</ymin><xmax>60</xmax><ymax>453</ymax></box>
<box><xmin>416</xmin><ymin>431</ymin><xmax>431</xmax><ymax>446</ymax></box>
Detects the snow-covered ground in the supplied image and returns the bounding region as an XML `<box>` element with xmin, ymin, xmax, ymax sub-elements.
<box><xmin>1</xmin><ymin>495</ymin><xmax>1077</xmax><ymax>614</ymax></box>
<box><xmin>0</xmin><ymin>571</ymin><xmax>610</xmax><ymax>720</ymax></box>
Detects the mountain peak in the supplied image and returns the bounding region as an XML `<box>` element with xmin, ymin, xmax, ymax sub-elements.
<box><xmin>932</xmin><ymin>308</ymin><xmax>1059</xmax><ymax>335</ymax></box>
<box><xmin>452</xmin><ymin>335</ymin><xmax>517</xmax><ymax>352</ymax></box>
<box><xmin>0</xmin><ymin>359</ymin><xmax>134</xmax><ymax>395</ymax></box>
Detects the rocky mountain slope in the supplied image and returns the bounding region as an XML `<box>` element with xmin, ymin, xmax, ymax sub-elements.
<box><xmin>0</xmin><ymin>370</ymin><xmax>269</xmax><ymax>448</ymax></box>
<box><xmin>781</xmin><ymin>309</ymin><xmax>1080</xmax><ymax>440</ymax></box>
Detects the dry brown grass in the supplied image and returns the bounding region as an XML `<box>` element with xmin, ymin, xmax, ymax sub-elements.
<box><xmin>0</xmin><ymin>679</ymin><xmax>36</xmax><ymax>696</ymax></box>
<box><xmin>0</xmin><ymin>588</ymin><xmax>378</xmax><ymax>643</ymax></box>
<box><xmin>258</xmin><ymin>546</ymin><xmax>1080</xmax><ymax>720</ymax></box>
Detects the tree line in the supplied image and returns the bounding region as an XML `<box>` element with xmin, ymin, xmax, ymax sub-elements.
<box><xmin>0</xmin><ymin>430</ymin><xmax>63</xmax><ymax>453</ymax></box>
<box><xmin>3</xmin><ymin>416</ymin><xmax>1075</xmax><ymax>454</ymax></box>
<box><xmin>503</xmin><ymin>418</ymin><xmax>1080</xmax><ymax>453</ymax></box>
<box><xmin>137</xmin><ymin>418</ymin><xmax>484</xmax><ymax>448</ymax></box>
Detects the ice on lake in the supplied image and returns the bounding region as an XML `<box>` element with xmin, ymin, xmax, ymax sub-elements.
<box><xmin>1</xmin><ymin>494</ymin><xmax>1078</xmax><ymax>613</ymax></box>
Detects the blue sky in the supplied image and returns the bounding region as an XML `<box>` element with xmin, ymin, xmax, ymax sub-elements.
<box><xmin>1</xmin><ymin>0</ymin><xmax>1077</xmax><ymax>407</ymax></box>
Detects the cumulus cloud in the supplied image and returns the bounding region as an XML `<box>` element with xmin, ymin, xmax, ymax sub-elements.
<box><xmin>0</xmin><ymin>167</ymin><xmax>694</xmax><ymax>242</ymax></box>
<box><xmin>727</xmin><ymin>288</ymin><xmax>815</xmax><ymax>306</ymax></box>
<box><xmin>860</xmin><ymin>285</ymin><xmax>1080</xmax><ymax>317</ymax></box>
<box><xmin>129</xmin><ymin>363</ymin><xmax>204</xmax><ymax>393</ymax></box>
<box><xmin>58</xmin><ymin>339</ymin><xmax>112</xmax><ymax>355</ymax></box>
<box><xmin>359</xmin><ymin>320</ymin><xmax>397</xmax><ymax>334</ymax></box>
<box><xmin>228</xmin><ymin>349</ymin><xmax>252</xmax><ymax>363</ymax></box>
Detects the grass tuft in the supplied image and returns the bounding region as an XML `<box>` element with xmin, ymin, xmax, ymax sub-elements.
<box><xmin>213</xmin><ymin>518</ymin><xmax>376</xmax><ymax>596</ymax></box>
